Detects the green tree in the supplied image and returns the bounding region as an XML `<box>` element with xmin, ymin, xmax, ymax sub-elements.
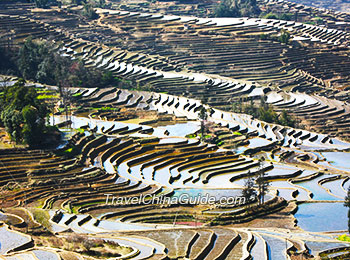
<box><xmin>0</xmin><ymin>47</ymin><xmax>17</xmax><ymax>75</ymax></box>
<box><xmin>1</xmin><ymin>108</ymin><xmax>23</xmax><ymax>143</ymax></box>
<box><xmin>22</xmin><ymin>105</ymin><xmax>45</xmax><ymax>145</ymax></box>
<box><xmin>18</xmin><ymin>37</ymin><xmax>39</xmax><ymax>80</ymax></box>
<box><xmin>0</xmin><ymin>79</ymin><xmax>50</xmax><ymax>147</ymax></box>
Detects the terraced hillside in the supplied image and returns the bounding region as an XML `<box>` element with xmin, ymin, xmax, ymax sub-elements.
<box><xmin>1</xmin><ymin>94</ymin><xmax>350</xmax><ymax>258</ymax></box>
<box><xmin>1</xmin><ymin>0</ymin><xmax>350</xmax><ymax>259</ymax></box>
<box><xmin>2</xmin><ymin>1</ymin><xmax>350</xmax><ymax>141</ymax></box>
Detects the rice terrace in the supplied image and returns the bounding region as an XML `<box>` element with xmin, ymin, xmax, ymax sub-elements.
<box><xmin>2</xmin><ymin>0</ymin><xmax>350</xmax><ymax>259</ymax></box>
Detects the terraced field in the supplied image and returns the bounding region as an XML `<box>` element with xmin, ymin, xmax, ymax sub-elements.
<box><xmin>1</xmin><ymin>0</ymin><xmax>350</xmax><ymax>259</ymax></box>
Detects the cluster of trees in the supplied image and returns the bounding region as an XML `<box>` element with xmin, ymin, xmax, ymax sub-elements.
<box><xmin>0</xmin><ymin>38</ymin><xmax>121</xmax><ymax>89</ymax></box>
<box><xmin>0</xmin><ymin>79</ymin><xmax>57</xmax><ymax>147</ymax></box>
<box><xmin>232</xmin><ymin>97</ymin><xmax>296</xmax><ymax>127</ymax></box>
<box><xmin>214</xmin><ymin>0</ymin><xmax>261</xmax><ymax>18</ymax></box>
<box><xmin>0</xmin><ymin>38</ymin><xmax>132</xmax><ymax>146</ymax></box>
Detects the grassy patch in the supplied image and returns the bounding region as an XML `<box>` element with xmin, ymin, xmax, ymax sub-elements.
<box><xmin>338</xmin><ymin>234</ymin><xmax>350</xmax><ymax>242</ymax></box>
<box><xmin>75</xmin><ymin>128</ymin><xmax>85</xmax><ymax>134</ymax></box>
<box><xmin>37</xmin><ymin>94</ymin><xmax>59</xmax><ymax>99</ymax></box>
<box><xmin>64</xmin><ymin>147</ymin><xmax>73</xmax><ymax>153</ymax></box>
<box><xmin>233</xmin><ymin>131</ymin><xmax>242</xmax><ymax>135</ymax></box>
<box><xmin>197</xmin><ymin>134</ymin><xmax>211</xmax><ymax>139</ymax></box>
<box><xmin>31</xmin><ymin>208</ymin><xmax>51</xmax><ymax>231</ymax></box>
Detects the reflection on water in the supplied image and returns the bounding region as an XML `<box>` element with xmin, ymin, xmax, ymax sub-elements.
<box><xmin>295</xmin><ymin>203</ymin><xmax>347</xmax><ymax>232</ymax></box>
<box><xmin>297</xmin><ymin>175</ymin><xmax>340</xmax><ymax>201</ymax></box>
<box><xmin>51</xmin><ymin>115</ymin><xmax>199</xmax><ymax>138</ymax></box>
<box><xmin>322</xmin><ymin>152</ymin><xmax>350</xmax><ymax>172</ymax></box>
<box><xmin>322</xmin><ymin>178</ymin><xmax>346</xmax><ymax>199</ymax></box>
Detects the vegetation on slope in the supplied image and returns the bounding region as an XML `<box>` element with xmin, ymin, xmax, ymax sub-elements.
<box><xmin>232</xmin><ymin>97</ymin><xmax>296</xmax><ymax>127</ymax></box>
<box><xmin>214</xmin><ymin>0</ymin><xmax>261</xmax><ymax>18</ymax></box>
<box><xmin>0</xmin><ymin>79</ymin><xmax>59</xmax><ymax>147</ymax></box>
<box><xmin>0</xmin><ymin>38</ymin><xmax>121</xmax><ymax>89</ymax></box>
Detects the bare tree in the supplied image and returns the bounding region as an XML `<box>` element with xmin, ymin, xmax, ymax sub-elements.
<box><xmin>255</xmin><ymin>157</ymin><xmax>269</xmax><ymax>205</ymax></box>
<box><xmin>198</xmin><ymin>106</ymin><xmax>208</xmax><ymax>141</ymax></box>
<box><xmin>241</xmin><ymin>175</ymin><xmax>257</xmax><ymax>207</ymax></box>
<box><xmin>344</xmin><ymin>186</ymin><xmax>350</xmax><ymax>233</ymax></box>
